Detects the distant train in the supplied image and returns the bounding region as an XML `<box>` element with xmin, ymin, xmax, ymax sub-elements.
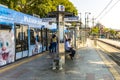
<box><xmin>0</xmin><ymin>5</ymin><xmax>51</xmax><ymax>66</ymax></box>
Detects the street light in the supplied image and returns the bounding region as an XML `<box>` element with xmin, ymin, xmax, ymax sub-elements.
<box><xmin>78</xmin><ymin>13</ymin><xmax>82</xmax><ymax>43</ymax></box>
<box><xmin>84</xmin><ymin>12</ymin><xmax>91</xmax><ymax>44</ymax></box>
<box><xmin>85</xmin><ymin>12</ymin><xmax>91</xmax><ymax>29</ymax></box>
<box><xmin>79</xmin><ymin>13</ymin><xmax>82</xmax><ymax>29</ymax></box>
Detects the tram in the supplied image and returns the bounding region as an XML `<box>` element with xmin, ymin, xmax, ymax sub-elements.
<box><xmin>0</xmin><ymin>5</ymin><xmax>49</xmax><ymax>66</ymax></box>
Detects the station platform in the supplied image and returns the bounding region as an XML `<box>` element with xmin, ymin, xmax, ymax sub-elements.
<box><xmin>0</xmin><ymin>39</ymin><xmax>119</xmax><ymax>80</ymax></box>
<box><xmin>98</xmin><ymin>38</ymin><xmax>120</xmax><ymax>49</ymax></box>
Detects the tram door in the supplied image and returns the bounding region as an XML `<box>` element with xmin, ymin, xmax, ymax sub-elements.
<box><xmin>15</xmin><ymin>24</ymin><xmax>29</xmax><ymax>60</ymax></box>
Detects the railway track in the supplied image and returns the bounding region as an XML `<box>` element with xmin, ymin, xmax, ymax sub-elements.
<box><xmin>109</xmin><ymin>53</ymin><xmax>120</xmax><ymax>66</ymax></box>
<box><xmin>97</xmin><ymin>41</ymin><xmax>120</xmax><ymax>74</ymax></box>
<box><xmin>97</xmin><ymin>40</ymin><xmax>120</xmax><ymax>66</ymax></box>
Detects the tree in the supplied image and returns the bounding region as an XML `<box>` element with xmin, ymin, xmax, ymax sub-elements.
<box><xmin>91</xmin><ymin>26</ymin><xmax>99</xmax><ymax>36</ymax></box>
<box><xmin>0</xmin><ymin>0</ymin><xmax>16</xmax><ymax>9</ymax></box>
<box><xmin>109</xmin><ymin>29</ymin><xmax>116</xmax><ymax>35</ymax></box>
<box><xmin>0</xmin><ymin>0</ymin><xmax>78</xmax><ymax>17</ymax></box>
<box><xmin>103</xmin><ymin>27</ymin><xmax>109</xmax><ymax>33</ymax></box>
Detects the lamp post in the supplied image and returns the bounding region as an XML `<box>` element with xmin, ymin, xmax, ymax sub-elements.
<box><xmin>79</xmin><ymin>13</ymin><xmax>82</xmax><ymax>40</ymax></box>
<box><xmin>84</xmin><ymin>12</ymin><xmax>91</xmax><ymax>45</ymax></box>
<box><xmin>85</xmin><ymin>12</ymin><xmax>91</xmax><ymax>29</ymax></box>
<box><xmin>78</xmin><ymin>13</ymin><xmax>82</xmax><ymax>47</ymax></box>
<box><xmin>79</xmin><ymin>13</ymin><xmax>82</xmax><ymax>29</ymax></box>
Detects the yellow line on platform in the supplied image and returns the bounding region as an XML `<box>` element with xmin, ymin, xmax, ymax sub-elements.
<box><xmin>0</xmin><ymin>53</ymin><xmax>46</xmax><ymax>74</ymax></box>
<box><xmin>96</xmin><ymin>44</ymin><xmax>120</xmax><ymax>80</ymax></box>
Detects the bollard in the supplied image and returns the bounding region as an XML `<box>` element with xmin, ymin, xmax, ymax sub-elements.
<box><xmin>52</xmin><ymin>55</ymin><xmax>63</xmax><ymax>70</ymax></box>
<box><xmin>94</xmin><ymin>36</ymin><xmax>97</xmax><ymax>46</ymax></box>
<box><xmin>94</xmin><ymin>39</ymin><xmax>97</xmax><ymax>46</ymax></box>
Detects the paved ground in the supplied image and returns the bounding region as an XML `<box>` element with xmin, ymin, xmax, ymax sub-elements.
<box><xmin>0</xmin><ymin>39</ymin><xmax>116</xmax><ymax>80</ymax></box>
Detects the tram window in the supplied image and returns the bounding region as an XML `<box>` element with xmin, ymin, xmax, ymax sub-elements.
<box><xmin>30</xmin><ymin>28</ymin><xmax>42</xmax><ymax>45</ymax></box>
<box><xmin>15</xmin><ymin>24</ymin><xmax>28</xmax><ymax>52</ymax></box>
<box><xmin>30</xmin><ymin>29</ymin><xmax>35</xmax><ymax>45</ymax></box>
<box><xmin>0</xmin><ymin>24</ymin><xmax>12</xmax><ymax>30</ymax></box>
<box><xmin>38</xmin><ymin>29</ymin><xmax>41</xmax><ymax>43</ymax></box>
<box><xmin>22</xmin><ymin>26</ymin><xmax>28</xmax><ymax>51</ymax></box>
<box><xmin>42</xmin><ymin>29</ymin><xmax>47</xmax><ymax>46</ymax></box>
<box><xmin>18</xmin><ymin>32</ymin><xmax>24</xmax><ymax>40</ymax></box>
<box><xmin>35</xmin><ymin>28</ymin><xmax>41</xmax><ymax>42</ymax></box>
<box><xmin>36</xmin><ymin>29</ymin><xmax>41</xmax><ymax>43</ymax></box>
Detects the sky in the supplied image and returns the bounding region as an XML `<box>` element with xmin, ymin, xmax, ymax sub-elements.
<box><xmin>70</xmin><ymin>0</ymin><xmax>120</xmax><ymax>30</ymax></box>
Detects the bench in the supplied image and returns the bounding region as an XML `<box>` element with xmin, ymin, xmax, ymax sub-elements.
<box><xmin>65</xmin><ymin>50</ymin><xmax>71</xmax><ymax>59</ymax></box>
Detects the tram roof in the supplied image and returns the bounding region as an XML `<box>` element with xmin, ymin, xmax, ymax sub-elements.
<box><xmin>0</xmin><ymin>5</ymin><xmax>47</xmax><ymax>28</ymax></box>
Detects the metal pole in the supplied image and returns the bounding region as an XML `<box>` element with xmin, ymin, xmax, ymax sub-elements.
<box><xmin>86</xmin><ymin>14</ymin><xmax>89</xmax><ymax>38</ymax></box>
<box><xmin>79</xmin><ymin>13</ymin><xmax>82</xmax><ymax>41</ymax></box>
<box><xmin>79</xmin><ymin>13</ymin><xmax>82</xmax><ymax>29</ymax></box>
<box><xmin>85</xmin><ymin>12</ymin><xmax>91</xmax><ymax>45</ymax></box>
<box><xmin>92</xmin><ymin>17</ymin><xmax>95</xmax><ymax>27</ymax></box>
<box><xmin>84</xmin><ymin>12</ymin><xmax>87</xmax><ymax>45</ymax></box>
<box><xmin>74</xmin><ymin>25</ymin><xmax>76</xmax><ymax>49</ymax></box>
<box><xmin>57</xmin><ymin>12</ymin><xmax>60</xmax><ymax>55</ymax></box>
<box><xmin>85</xmin><ymin>12</ymin><xmax>87</xmax><ymax>30</ymax></box>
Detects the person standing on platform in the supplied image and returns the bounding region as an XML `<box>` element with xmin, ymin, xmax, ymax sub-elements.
<box><xmin>51</xmin><ymin>34</ymin><xmax>57</xmax><ymax>53</ymax></box>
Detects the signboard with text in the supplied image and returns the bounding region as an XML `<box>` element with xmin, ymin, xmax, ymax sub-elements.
<box><xmin>42</xmin><ymin>17</ymin><xmax>79</xmax><ymax>22</ymax></box>
<box><xmin>42</xmin><ymin>18</ymin><xmax>56</xmax><ymax>22</ymax></box>
<box><xmin>57</xmin><ymin>5</ymin><xmax>65</xmax><ymax>11</ymax></box>
<box><xmin>64</xmin><ymin>17</ymin><xmax>79</xmax><ymax>22</ymax></box>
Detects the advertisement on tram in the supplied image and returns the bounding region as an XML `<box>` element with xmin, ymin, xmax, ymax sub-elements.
<box><xmin>0</xmin><ymin>5</ymin><xmax>51</xmax><ymax>67</ymax></box>
<box><xmin>0</xmin><ymin>24</ymin><xmax>15</xmax><ymax>66</ymax></box>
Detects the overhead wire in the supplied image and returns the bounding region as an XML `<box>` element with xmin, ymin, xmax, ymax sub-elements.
<box><xmin>98</xmin><ymin>0</ymin><xmax>120</xmax><ymax>21</ymax></box>
<box><xmin>96</xmin><ymin>0</ymin><xmax>113</xmax><ymax>20</ymax></box>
